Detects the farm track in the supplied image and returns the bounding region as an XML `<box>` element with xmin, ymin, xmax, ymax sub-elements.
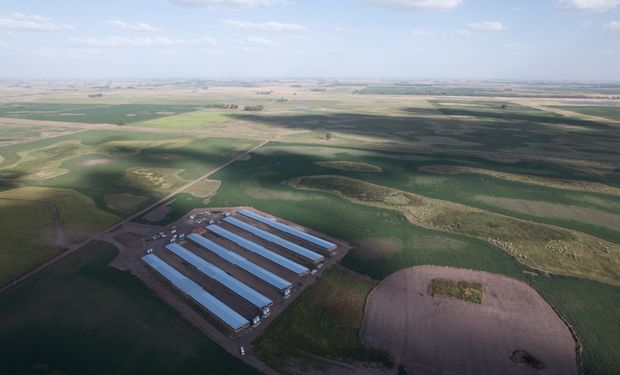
<box><xmin>0</xmin><ymin>139</ymin><xmax>269</xmax><ymax>294</ymax></box>
<box><xmin>0</xmin><ymin>197</ymin><xmax>66</xmax><ymax>246</ymax></box>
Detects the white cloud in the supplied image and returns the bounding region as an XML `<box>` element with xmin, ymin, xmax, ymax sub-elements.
<box><xmin>555</xmin><ymin>0</ymin><xmax>620</xmax><ymax>12</ymax></box>
<box><xmin>104</xmin><ymin>20</ymin><xmax>161</xmax><ymax>32</ymax></box>
<box><xmin>0</xmin><ymin>12</ymin><xmax>73</xmax><ymax>31</ymax></box>
<box><xmin>362</xmin><ymin>0</ymin><xmax>463</xmax><ymax>11</ymax></box>
<box><xmin>245</xmin><ymin>36</ymin><xmax>278</xmax><ymax>46</ymax></box>
<box><xmin>334</xmin><ymin>26</ymin><xmax>359</xmax><ymax>33</ymax></box>
<box><xmin>168</xmin><ymin>0</ymin><xmax>284</xmax><ymax>8</ymax></box>
<box><xmin>448</xmin><ymin>29</ymin><xmax>473</xmax><ymax>38</ymax></box>
<box><xmin>604</xmin><ymin>21</ymin><xmax>620</xmax><ymax>30</ymax></box>
<box><xmin>70</xmin><ymin>36</ymin><xmax>217</xmax><ymax>48</ymax></box>
<box><xmin>412</xmin><ymin>29</ymin><xmax>435</xmax><ymax>36</ymax></box>
<box><xmin>236</xmin><ymin>46</ymin><xmax>261</xmax><ymax>52</ymax></box>
<box><xmin>467</xmin><ymin>21</ymin><xmax>506</xmax><ymax>31</ymax></box>
<box><xmin>222</xmin><ymin>20</ymin><xmax>305</xmax><ymax>32</ymax></box>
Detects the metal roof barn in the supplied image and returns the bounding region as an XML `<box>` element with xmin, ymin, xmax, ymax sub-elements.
<box><xmin>187</xmin><ymin>233</ymin><xmax>292</xmax><ymax>294</ymax></box>
<box><xmin>239</xmin><ymin>209</ymin><xmax>337</xmax><ymax>251</ymax></box>
<box><xmin>224</xmin><ymin>216</ymin><xmax>324</xmax><ymax>264</ymax></box>
<box><xmin>207</xmin><ymin>224</ymin><xmax>310</xmax><ymax>276</ymax></box>
<box><xmin>165</xmin><ymin>243</ymin><xmax>272</xmax><ymax>315</ymax></box>
<box><xmin>141</xmin><ymin>253</ymin><xmax>250</xmax><ymax>332</ymax></box>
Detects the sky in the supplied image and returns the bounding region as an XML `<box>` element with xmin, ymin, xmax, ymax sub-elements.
<box><xmin>0</xmin><ymin>0</ymin><xmax>619</xmax><ymax>80</ymax></box>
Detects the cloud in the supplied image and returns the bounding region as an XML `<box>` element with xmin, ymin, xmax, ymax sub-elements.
<box><xmin>412</xmin><ymin>29</ymin><xmax>435</xmax><ymax>37</ymax></box>
<box><xmin>334</xmin><ymin>26</ymin><xmax>359</xmax><ymax>33</ymax></box>
<box><xmin>244</xmin><ymin>36</ymin><xmax>278</xmax><ymax>46</ymax></box>
<box><xmin>0</xmin><ymin>12</ymin><xmax>73</xmax><ymax>31</ymax></box>
<box><xmin>222</xmin><ymin>20</ymin><xmax>305</xmax><ymax>32</ymax></box>
<box><xmin>447</xmin><ymin>29</ymin><xmax>472</xmax><ymax>38</ymax></box>
<box><xmin>70</xmin><ymin>36</ymin><xmax>217</xmax><ymax>48</ymax></box>
<box><xmin>467</xmin><ymin>21</ymin><xmax>506</xmax><ymax>31</ymax></box>
<box><xmin>104</xmin><ymin>20</ymin><xmax>161</xmax><ymax>32</ymax></box>
<box><xmin>168</xmin><ymin>0</ymin><xmax>284</xmax><ymax>8</ymax></box>
<box><xmin>23</xmin><ymin>47</ymin><xmax>104</xmax><ymax>58</ymax></box>
<box><xmin>362</xmin><ymin>0</ymin><xmax>463</xmax><ymax>11</ymax></box>
<box><xmin>604</xmin><ymin>21</ymin><xmax>620</xmax><ymax>30</ymax></box>
<box><xmin>554</xmin><ymin>0</ymin><xmax>620</xmax><ymax>12</ymax></box>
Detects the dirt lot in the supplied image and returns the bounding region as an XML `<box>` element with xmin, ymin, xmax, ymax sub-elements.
<box><xmin>361</xmin><ymin>266</ymin><xmax>578</xmax><ymax>375</ymax></box>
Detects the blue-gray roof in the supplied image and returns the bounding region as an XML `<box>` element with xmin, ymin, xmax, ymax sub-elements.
<box><xmin>141</xmin><ymin>253</ymin><xmax>249</xmax><ymax>331</ymax></box>
<box><xmin>207</xmin><ymin>224</ymin><xmax>310</xmax><ymax>276</ymax></box>
<box><xmin>187</xmin><ymin>233</ymin><xmax>292</xmax><ymax>292</ymax></box>
<box><xmin>165</xmin><ymin>243</ymin><xmax>272</xmax><ymax>309</ymax></box>
<box><xmin>239</xmin><ymin>209</ymin><xmax>336</xmax><ymax>250</ymax></box>
<box><xmin>224</xmin><ymin>216</ymin><xmax>324</xmax><ymax>263</ymax></box>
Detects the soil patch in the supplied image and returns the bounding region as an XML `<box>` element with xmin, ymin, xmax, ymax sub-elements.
<box><xmin>510</xmin><ymin>350</ymin><xmax>545</xmax><ymax>370</ymax></box>
<box><xmin>82</xmin><ymin>158</ymin><xmax>112</xmax><ymax>166</ymax></box>
<box><xmin>142</xmin><ymin>203</ymin><xmax>172</xmax><ymax>222</ymax></box>
<box><xmin>361</xmin><ymin>266</ymin><xmax>578</xmax><ymax>375</ymax></box>
<box><xmin>113</xmin><ymin>232</ymin><xmax>146</xmax><ymax>248</ymax></box>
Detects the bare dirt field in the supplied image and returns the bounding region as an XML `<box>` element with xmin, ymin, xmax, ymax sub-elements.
<box><xmin>361</xmin><ymin>266</ymin><xmax>579</xmax><ymax>375</ymax></box>
<box><xmin>82</xmin><ymin>158</ymin><xmax>111</xmax><ymax>166</ymax></box>
<box><xmin>142</xmin><ymin>202</ymin><xmax>172</xmax><ymax>222</ymax></box>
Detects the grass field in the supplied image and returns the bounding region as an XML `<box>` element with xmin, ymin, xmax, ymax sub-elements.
<box><xmin>291</xmin><ymin>174</ymin><xmax>620</xmax><ymax>286</ymax></box>
<box><xmin>136</xmin><ymin>109</ymin><xmax>233</xmax><ymax>129</ymax></box>
<box><xmin>0</xmin><ymin>241</ymin><xmax>259</xmax><ymax>375</ymax></box>
<box><xmin>256</xmin><ymin>266</ymin><xmax>392</xmax><ymax>369</ymax></box>
<box><xmin>0</xmin><ymin>186</ymin><xmax>118</xmax><ymax>285</ymax></box>
<box><xmin>0</xmin><ymin>199</ymin><xmax>61</xmax><ymax>286</ymax></box>
<box><xmin>429</xmin><ymin>278</ymin><xmax>484</xmax><ymax>304</ymax></box>
<box><xmin>1</xmin><ymin>85</ymin><xmax>620</xmax><ymax>375</ymax></box>
<box><xmin>0</xmin><ymin>103</ymin><xmax>200</xmax><ymax>124</ymax></box>
<box><xmin>206</xmin><ymin>142</ymin><xmax>620</xmax><ymax>375</ymax></box>
<box><xmin>554</xmin><ymin>106</ymin><xmax>620</xmax><ymax>121</ymax></box>
<box><xmin>0</xmin><ymin>130</ymin><xmax>257</xmax><ymax>217</ymax></box>
<box><xmin>315</xmin><ymin>160</ymin><xmax>382</xmax><ymax>173</ymax></box>
<box><xmin>0</xmin><ymin>129</ymin><xmax>256</xmax><ymax>285</ymax></box>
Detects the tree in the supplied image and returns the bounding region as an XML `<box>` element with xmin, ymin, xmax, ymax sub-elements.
<box><xmin>325</xmin><ymin>132</ymin><xmax>332</xmax><ymax>140</ymax></box>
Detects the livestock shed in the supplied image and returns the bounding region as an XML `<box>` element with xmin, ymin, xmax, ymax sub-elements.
<box><xmin>187</xmin><ymin>233</ymin><xmax>293</xmax><ymax>297</ymax></box>
<box><xmin>141</xmin><ymin>253</ymin><xmax>250</xmax><ymax>332</ymax></box>
<box><xmin>239</xmin><ymin>209</ymin><xmax>337</xmax><ymax>251</ymax></box>
<box><xmin>207</xmin><ymin>224</ymin><xmax>310</xmax><ymax>277</ymax></box>
<box><xmin>166</xmin><ymin>243</ymin><xmax>272</xmax><ymax>317</ymax></box>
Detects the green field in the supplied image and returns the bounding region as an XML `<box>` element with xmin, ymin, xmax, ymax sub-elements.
<box><xmin>555</xmin><ymin>105</ymin><xmax>620</xmax><ymax>121</ymax></box>
<box><xmin>0</xmin><ymin>130</ymin><xmax>257</xmax><ymax>216</ymax></box>
<box><xmin>0</xmin><ymin>129</ymin><xmax>256</xmax><ymax>285</ymax></box>
<box><xmin>137</xmin><ymin>109</ymin><xmax>233</xmax><ymax>129</ymax></box>
<box><xmin>0</xmin><ymin>199</ymin><xmax>62</xmax><ymax>286</ymax></box>
<box><xmin>205</xmin><ymin>142</ymin><xmax>620</xmax><ymax>375</ymax></box>
<box><xmin>1</xmin><ymin>85</ymin><xmax>619</xmax><ymax>375</ymax></box>
<box><xmin>0</xmin><ymin>241</ymin><xmax>259</xmax><ymax>375</ymax></box>
<box><xmin>257</xmin><ymin>266</ymin><xmax>391</xmax><ymax>370</ymax></box>
<box><xmin>0</xmin><ymin>186</ymin><xmax>119</xmax><ymax>285</ymax></box>
<box><xmin>0</xmin><ymin>103</ymin><xmax>201</xmax><ymax>124</ymax></box>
